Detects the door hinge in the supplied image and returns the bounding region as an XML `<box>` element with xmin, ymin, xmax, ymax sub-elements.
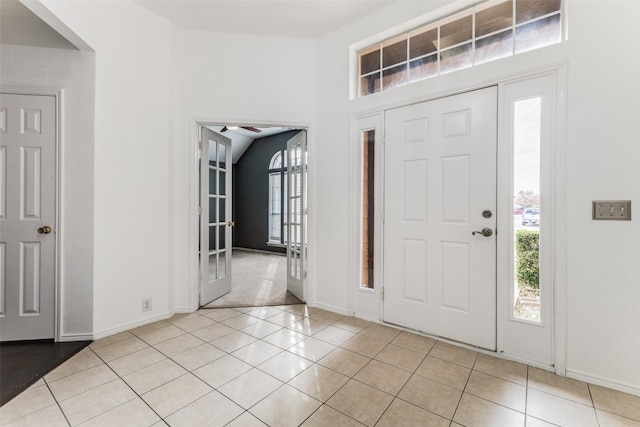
<box><xmin>380</xmin><ymin>288</ymin><xmax>384</xmax><ymax>301</ymax></box>
<box><xmin>198</xmin><ymin>206</ymin><xmax>202</xmax><ymax>215</ymax></box>
<box><xmin>198</xmin><ymin>141</ymin><xmax>203</xmax><ymax>150</ymax></box>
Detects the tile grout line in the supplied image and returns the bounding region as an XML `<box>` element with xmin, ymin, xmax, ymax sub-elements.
<box><xmin>42</xmin><ymin>377</ymin><xmax>72</xmax><ymax>427</ymax></box>
<box><xmin>448</xmin><ymin>350</ymin><xmax>479</xmax><ymax>424</ymax></box>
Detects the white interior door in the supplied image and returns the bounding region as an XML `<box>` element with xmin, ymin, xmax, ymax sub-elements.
<box><xmin>0</xmin><ymin>93</ymin><xmax>56</xmax><ymax>341</ymax></box>
<box><xmin>200</xmin><ymin>127</ymin><xmax>232</xmax><ymax>305</ymax></box>
<box><xmin>286</xmin><ymin>131</ymin><xmax>306</xmax><ymax>301</ymax></box>
<box><xmin>383</xmin><ymin>87</ymin><xmax>498</xmax><ymax>350</ymax></box>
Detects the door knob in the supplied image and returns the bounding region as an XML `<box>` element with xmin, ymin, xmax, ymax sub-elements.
<box><xmin>37</xmin><ymin>226</ymin><xmax>52</xmax><ymax>234</ymax></box>
<box><xmin>472</xmin><ymin>228</ymin><xmax>493</xmax><ymax>237</ymax></box>
<box><xmin>227</xmin><ymin>221</ymin><xmax>236</xmax><ymax>227</ymax></box>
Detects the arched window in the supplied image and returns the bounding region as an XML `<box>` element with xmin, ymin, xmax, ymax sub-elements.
<box><xmin>268</xmin><ymin>151</ymin><xmax>287</xmax><ymax>245</ymax></box>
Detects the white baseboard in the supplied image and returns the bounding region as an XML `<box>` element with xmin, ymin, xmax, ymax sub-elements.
<box><xmin>57</xmin><ymin>333</ymin><xmax>93</xmax><ymax>342</ymax></box>
<box><xmin>92</xmin><ymin>310</ymin><xmax>177</xmax><ymax>341</ymax></box>
<box><xmin>174</xmin><ymin>306</ymin><xmax>192</xmax><ymax>314</ymax></box>
<box><xmin>308</xmin><ymin>302</ymin><xmax>350</xmax><ymax>316</ymax></box>
<box><xmin>566</xmin><ymin>369</ymin><xmax>640</xmax><ymax>397</ymax></box>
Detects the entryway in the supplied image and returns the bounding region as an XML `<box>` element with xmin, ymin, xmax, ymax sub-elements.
<box><xmin>197</xmin><ymin>124</ymin><xmax>308</xmax><ymax>308</ymax></box>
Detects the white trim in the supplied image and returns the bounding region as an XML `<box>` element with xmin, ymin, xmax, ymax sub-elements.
<box><xmin>567</xmin><ymin>369</ymin><xmax>640</xmax><ymax>398</ymax></box>
<box><xmin>189</xmin><ymin>118</ymin><xmax>313</xmax><ymax>313</ymax></box>
<box><xmin>57</xmin><ymin>333</ymin><xmax>93</xmax><ymax>342</ymax></box>
<box><xmin>92</xmin><ymin>310</ymin><xmax>177</xmax><ymax>341</ymax></box>
<box><xmin>1</xmin><ymin>86</ymin><xmax>64</xmax><ymax>342</ymax></box>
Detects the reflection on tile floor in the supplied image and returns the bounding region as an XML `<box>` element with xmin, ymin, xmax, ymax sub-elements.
<box><xmin>2</xmin><ymin>304</ymin><xmax>639</xmax><ymax>426</ymax></box>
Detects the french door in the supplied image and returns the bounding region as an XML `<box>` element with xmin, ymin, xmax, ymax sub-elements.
<box><xmin>383</xmin><ymin>87</ymin><xmax>498</xmax><ymax>350</ymax></box>
<box><xmin>286</xmin><ymin>131</ymin><xmax>306</xmax><ymax>301</ymax></box>
<box><xmin>0</xmin><ymin>93</ymin><xmax>57</xmax><ymax>341</ymax></box>
<box><xmin>200</xmin><ymin>127</ymin><xmax>233</xmax><ymax>305</ymax></box>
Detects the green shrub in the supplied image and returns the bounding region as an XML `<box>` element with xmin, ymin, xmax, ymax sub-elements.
<box><xmin>516</xmin><ymin>230</ymin><xmax>539</xmax><ymax>289</ymax></box>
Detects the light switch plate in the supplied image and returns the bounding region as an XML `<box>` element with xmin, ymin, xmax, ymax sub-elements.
<box><xmin>592</xmin><ymin>200</ymin><xmax>631</xmax><ymax>220</ymax></box>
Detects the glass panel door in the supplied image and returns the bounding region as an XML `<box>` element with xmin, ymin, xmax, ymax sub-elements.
<box><xmin>200</xmin><ymin>127</ymin><xmax>232</xmax><ymax>305</ymax></box>
<box><xmin>286</xmin><ymin>131</ymin><xmax>306</xmax><ymax>301</ymax></box>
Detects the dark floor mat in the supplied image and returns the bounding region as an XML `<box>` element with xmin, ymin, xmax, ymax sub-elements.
<box><xmin>0</xmin><ymin>339</ymin><xmax>91</xmax><ymax>406</ymax></box>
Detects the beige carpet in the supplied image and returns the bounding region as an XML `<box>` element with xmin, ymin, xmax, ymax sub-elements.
<box><xmin>203</xmin><ymin>249</ymin><xmax>302</xmax><ymax>308</ymax></box>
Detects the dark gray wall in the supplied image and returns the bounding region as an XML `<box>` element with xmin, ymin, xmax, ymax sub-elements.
<box><xmin>233</xmin><ymin>130</ymin><xmax>300</xmax><ymax>253</ymax></box>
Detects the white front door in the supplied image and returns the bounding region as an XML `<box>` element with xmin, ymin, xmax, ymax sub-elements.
<box><xmin>200</xmin><ymin>127</ymin><xmax>233</xmax><ymax>305</ymax></box>
<box><xmin>383</xmin><ymin>87</ymin><xmax>498</xmax><ymax>350</ymax></box>
<box><xmin>286</xmin><ymin>131</ymin><xmax>306</xmax><ymax>301</ymax></box>
<box><xmin>0</xmin><ymin>93</ymin><xmax>57</xmax><ymax>341</ymax></box>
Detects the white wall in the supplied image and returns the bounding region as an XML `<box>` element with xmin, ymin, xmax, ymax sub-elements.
<box><xmin>169</xmin><ymin>30</ymin><xmax>316</xmax><ymax>310</ymax></box>
<box><xmin>37</xmin><ymin>0</ymin><xmax>174</xmax><ymax>336</ymax></box>
<box><xmin>314</xmin><ymin>0</ymin><xmax>640</xmax><ymax>394</ymax></box>
<box><xmin>0</xmin><ymin>44</ymin><xmax>95</xmax><ymax>339</ymax></box>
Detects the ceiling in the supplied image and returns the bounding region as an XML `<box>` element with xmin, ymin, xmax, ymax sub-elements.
<box><xmin>206</xmin><ymin>126</ymin><xmax>294</xmax><ymax>163</ymax></box>
<box><xmin>135</xmin><ymin>0</ymin><xmax>394</xmax><ymax>39</ymax></box>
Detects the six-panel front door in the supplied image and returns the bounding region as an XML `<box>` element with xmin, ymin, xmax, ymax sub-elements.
<box><xmin>200</xmin><ymin>127</ymin><xmax>233</xmax><ymax>306</ymax></box>
<box><xmin>0</xmin><ymin>93</ymin><xmax>57</xmax><ymax>341</ymax></box>
<box><xmin>383</xmin><ymin>87</ymin><xmax>498</xmax><ymax>350</ymax></box>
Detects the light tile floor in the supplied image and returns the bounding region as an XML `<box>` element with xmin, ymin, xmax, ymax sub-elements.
<box><xmin>2</xmin><ymin>305</ymin><xmax>639</xmax><ymax>426</ymax></box>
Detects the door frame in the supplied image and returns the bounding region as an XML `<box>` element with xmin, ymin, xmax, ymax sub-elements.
<box><xmin>349</xmin><ymin>63</ymin><xmax>568</xmax><ymax>374</ymax></box>
<box><xmin>1</xmin><ymin>86</ymin><xmax>63</xmax><ymax>342</ymax></box>
<box><xmin>188</xmin><ymin>119</ymin><xmax>312</xmax><ymax>311</ymax></box>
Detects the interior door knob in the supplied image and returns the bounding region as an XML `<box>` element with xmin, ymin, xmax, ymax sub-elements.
<box><xmin>472</xmin><ymin>228</ymin><xmax>493</xmax><ymax>237</ymax></box>
<box><xmin>227</xmin><ymin>221</ymin><xmax>236</xmax><ymax>227</ymax></box>
<box><xmin>37</xmin><ymin>226</ymin><xmax>52</xmax><ymax>234</ymax></box>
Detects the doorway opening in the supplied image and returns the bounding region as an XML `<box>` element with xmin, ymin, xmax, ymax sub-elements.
<box><xmin>195</xmin><ymin>123</ymin><xmax>308</xmax><ymax>309</ymax></box>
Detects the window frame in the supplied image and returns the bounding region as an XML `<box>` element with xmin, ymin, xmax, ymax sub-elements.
<box><xmin>354</xmin><ymin>0</ymin><xmax>564</xmax><ymax>98</ymax></box>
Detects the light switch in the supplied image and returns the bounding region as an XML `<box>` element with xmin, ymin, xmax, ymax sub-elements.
<box><xmin>592</xmin><ymin>200</ymin><xmax>631</xmax><ymax>220</ymax></box>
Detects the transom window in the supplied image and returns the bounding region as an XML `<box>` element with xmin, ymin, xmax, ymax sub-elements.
<box><xmin>358</xmin><ymin>0</ymin><xmax>562</xmax><ymax>97</ymax></box>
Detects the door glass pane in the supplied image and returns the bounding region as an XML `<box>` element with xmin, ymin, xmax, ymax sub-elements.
<box><xmin>219</xmin><ymin>170</ymin><xmax>226</xmax><ymax>196</ymax></box>
<box><xmin>208</xmin><ymin>139</ymin><xmax>217</xmax><ymax>164</ymax></box>
<box><xmin>513</xmin><ymin>97</ymin><xmax>542</xmax><ymax>322</ymax></box>
<box><xmin>209</xmin><ymin>226</ymin><xmax>216</xmax><ymax>251</ymax></box>
<box><xmin>218</xmin><ymin>198</ymin><xmax>226</xmax><ymax>222</ymax></box>
<box><xmin>208</xmin><ymin>254</ymin><xmax>217</xmax><ymax>281</ymax></box>
<box><xmin>219</xmin><ymin>224</ymin><xmax>226</xmax><ymax>250</ymax></box>
<box><xmin>219</xmin><ymin>251</ymin><xmax>226</xmax><ymax>278</ymax></box>
<box><xmin>219</xmin><ymin>144</ymin><xmax>227</xmax><ymax>170</ymax></box>
<box><xmin>209</xmin><ymin>168</ymin><xmax>217</xmax><ymax>194</ymax></box>
<box><xmin>208</xmin><ymin>197</ymin><xmax>216</xmax><ymax>223</ymax></box>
